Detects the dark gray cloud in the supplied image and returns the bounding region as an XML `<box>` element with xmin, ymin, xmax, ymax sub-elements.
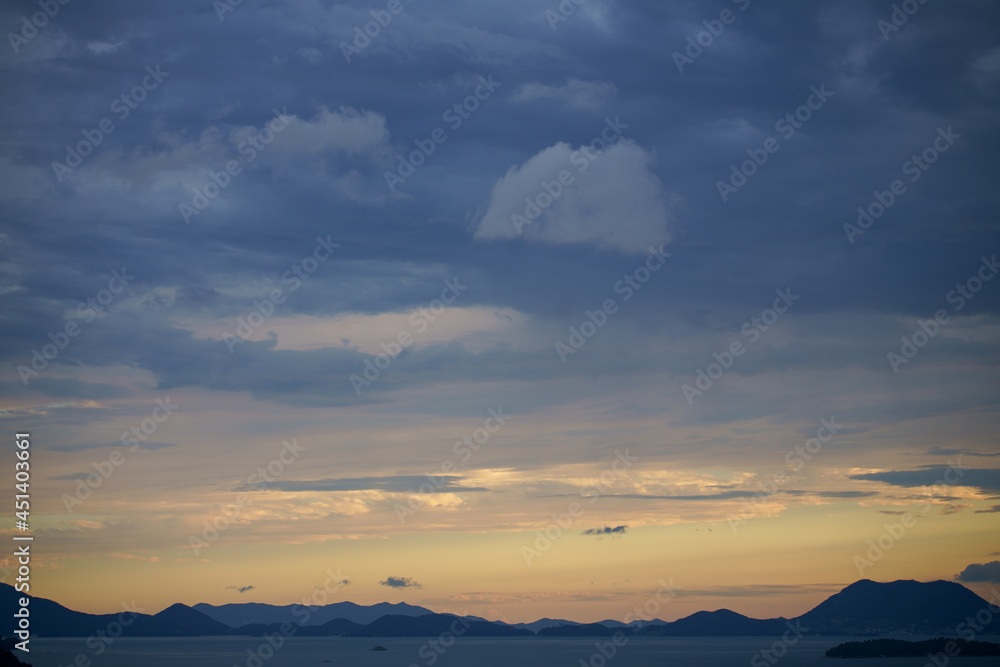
<box><xmin>926</xmin><ymin>447</ymin><xmax>1000</xmax><ymax>458</ymax></box>
<box><xmin>380</xmin><ymin>576</ymin><xmax>422</xmax><ymax>589</ymax></box>
<box><xmin>850</xmin><ymin>467</ymin><xmax>1000</xmax><ymax>494</ymax></box>
<box><xmin>582</xmin><ymin>525</ymin><xmax>627</xmax><ymax>536</ymax></box>
<box><xmin>546</xmin><ymin>490</ymin><xmax>877</xmax><ymax>501</ymax></box>
<box><xmin>225</xmin><ymin>585</ymin><xmax>256</xmax><ymax>594</ymax></box>
<box><xmin>782</xmin><ymin>490</ymin><xmax>879</xmax><ymax>499</ymax></box>
<box><xmin>955</xmin><ymin>561</ymin><xmax>1000</xmax><ymax>584</ymax></box>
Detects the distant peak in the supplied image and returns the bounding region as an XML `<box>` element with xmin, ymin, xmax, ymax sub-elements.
<box><xmin>156</xmin><ymin>602</ymin><xmax>195</xmax><ymax>614</ymax></box>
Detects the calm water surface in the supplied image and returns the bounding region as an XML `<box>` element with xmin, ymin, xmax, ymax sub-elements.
<box><xmin>24</xmin><ymin>636</ymin><xmax>998</xmax><ymax>667</ymax></box>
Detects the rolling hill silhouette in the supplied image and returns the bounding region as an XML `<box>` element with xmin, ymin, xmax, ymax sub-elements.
<box><xmin>193</xmin><ymin>600</ymin><xmax>432</xmax><ymax>626</ymax></box>
<box><xmin>3</xmin><ymin>579</ymin><xmax>997</xmax><ymax>638</ymax></box>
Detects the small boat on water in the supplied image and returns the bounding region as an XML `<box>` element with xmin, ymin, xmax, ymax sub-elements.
<box><xmin>369</xmin><ymin>645</ymin><xmax>388</xmax><ymax>651</ymax></box>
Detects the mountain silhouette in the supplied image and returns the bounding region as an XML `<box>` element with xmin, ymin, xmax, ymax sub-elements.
<box><xmin>193</xmin><ymin>600</ymin><xmax>432</xmax><ymax>627</ymax></box>
<box><xmin>538</xmin><ymin>622</ymin><xmax>627</xmax><ymax>636</ymax></box>
<box><xmin>3</xmin><ymin>579</ymin><xmax>997</xmax><ymax>638</ymax></box>
<box><xmin>639</xmin><ymin>609</ymin><xmax>789</xmax><ymax>636</ymax></box>
<box><xmin>0</xmin><ymin>585</ymin><xmax>234</xmax><ymax>638</ymax></box>
<box><xmin>351</xmin><ymin>614</ymin><xmax>532</xmax><ymax>637</ymax></box>
<box><xmin>510</xmin><ymin>618</ymin><xmax>583</xmax><ymax>633</ymax></box>
<box><xmin>133</xmin><ymin>603</ymin><xmax>235</xmax><ymax>636</ymax></box>
<box><xmin>797</xmin><ymin>579</ymin><xmax>1000</xmax><ymax>635</ymax></box>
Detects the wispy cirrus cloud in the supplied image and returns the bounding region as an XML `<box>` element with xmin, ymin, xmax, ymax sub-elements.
<box><xmin>234</xmin><ymin>476</ymin><xmax>489</xmax><ymax>493</ymax></box>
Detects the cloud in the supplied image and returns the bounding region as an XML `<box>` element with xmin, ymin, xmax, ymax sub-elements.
<box><xmin>672</xmin><ymin>583</ymin><xmax>844</xmax><ymax>598</ymax></box>
<box><xmin>270</xmin><ymin>106</ymin><xmax>390</xmax><ymax>156</ymax></box>
<box><xmin>926</xmin><ymin>447</ymin><xmax>1000</xmax><ymax>458</ymax></box>
<box><xmin>548</xmin><ymin>490</ymin><xmax>878</xmax><ymax>501</ymax></box>
<box><xmin>86</xmin><ymin>40</ymin><xmax>124</xmax><ymax>55</ymax></box>
<box><xmin>582</xmin><ymin>525</ymin><xmax>627</xmax><ymax>536</ymax></box>
<box><xmin>974</xmin><ymin>505</ymin><xmax>1000</xmax><ymax>514</ymax></box>
<box><xmin>849</xmin><ymin>467</ymin><xmax>1000</xmax><ymax>494</ymax></box>
<box><xmin>473</xmin><ymin>139</ymin><xmax>672</xmax><ymax>254</ymax></box>
<box><xmin>782</xmin><ymin>490</ymin><xmax>879</xmax><ymax>499</ymax></box>
<box><xmin>2</xmin><ymin>378</ymin><xmax>129</xmax><ymax>400</ymax></box>
<box><xmin>541</xmin><ymin>490</ymin><xmax>749</xmax><ymax>501</ymax></box>
<box><xmin>380</xmin><ymin>576</ymin><xmax>422</xmax><ymax>589</ymax></box>
<box><xmin>225</xmin><ymin>585</ymin><xmax>256</xmax><ymax>593</ymax></box>
<box><xmin>511</xmin><ymin>79</ymin><xmax>617</xmax><ymax>108</ymax></box>
<box><xmin>955</xmin><ymin>561</ymin><xmax>1000</xmax><ymax>583</ymax></box>
<box><xmin>49</xmin><ymin>442</ymin><xmax>175</xmax><ymax>454</ymax></box>
<box><xmin>1</xmin><ymin>0</ymin><xmax>999</xmax><ymax>599</ymax></box>
<box><xmin>234</xmin><ymin>475</ymin><xmax>489</xmax><ymax>493</ymax></box>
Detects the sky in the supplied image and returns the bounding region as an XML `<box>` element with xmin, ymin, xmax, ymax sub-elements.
<box><xmin>0</xmin><ymin>0</ymin><xmax>999</xmax><ymax>625</ymax></box>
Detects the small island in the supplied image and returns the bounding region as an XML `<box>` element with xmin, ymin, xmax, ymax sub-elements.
<box><xmin>826</xmin><ymin>638</ymin><xmax>1000</xmax><ymax>658</ymax></box>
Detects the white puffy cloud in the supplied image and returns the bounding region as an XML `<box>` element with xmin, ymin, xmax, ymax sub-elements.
<box><xmin>474</xmin><ymin>139</ymin><xmax>673</xmax><ymax>254</ymax></box>
<box><xmin>511</xmin><ymin>79</ymin><xmax>617</xmax><ymax>108</ymax></box>
<box><xmin>262</xmin><ymin>106</ymin><xmax>390</xmax><ymax>157</ymax></box>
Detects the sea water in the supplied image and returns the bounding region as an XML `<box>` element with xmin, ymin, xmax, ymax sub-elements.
<box><xmin>23</xmin><ymin>636</ymin><xmax>992</xmax><ymax>667</ymax></box>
